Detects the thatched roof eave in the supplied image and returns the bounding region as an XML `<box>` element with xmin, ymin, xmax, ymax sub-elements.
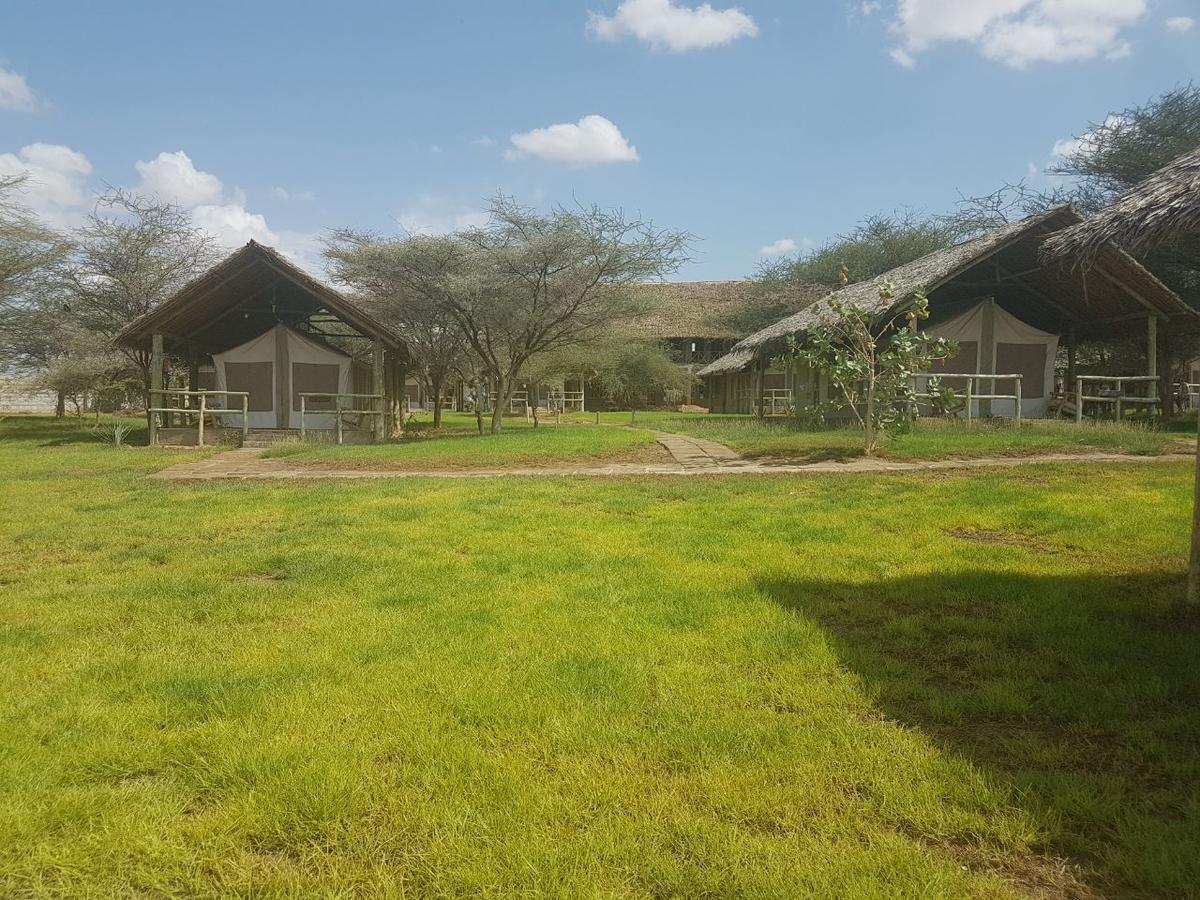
<box><xmin>1043</xmin><ymin>145</ymin><xmax>1200</xmax><ymax>265</ymax></box>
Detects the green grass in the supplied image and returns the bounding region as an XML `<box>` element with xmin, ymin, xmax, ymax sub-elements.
<box><xmin>578</xmin><ymin>411</ymin><xmax>1191</xmax><ymax>462</ymax></box>
<box><xmin>265</xmin><ymin>411</ymin><xmax>665</xmax><ymax>470</ymax></box>
<box><xmin>2</xmin><ymin>415</ymin><xmax>1198</xmax><ymax>897</ymax></box>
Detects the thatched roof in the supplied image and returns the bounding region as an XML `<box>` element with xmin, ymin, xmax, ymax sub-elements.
<box><xmin>1043</xmin><ymin>145</ymin><xmax>1200</xmax><ymax>265</ymax></box>
<box><xmin>699</xmin><ymin>206</ymin><xmax>1194</xmax><ymax>377</ymax></box>
<box><xmin>117</xmin><ymin>241</ymin><xmax>404</xmax><ymax>355</ymax></box>
<box><xmin>625</xmin><ymin>280</ymin><xmax>826</xmax><ymax>340</ymax></box>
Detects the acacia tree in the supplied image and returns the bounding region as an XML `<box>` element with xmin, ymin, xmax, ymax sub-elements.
<box><xmin>323</xmin><ymin>231</ymin><xmax>468</xmax><ymax>428</ymax></box>
<box><xmin>336</xmin><ymin>196</ymin><xmax>689</xmax><ymax>433</ymax></box>
<box><xmin>785</xmin><ymin>287</ymin><xmax>956</xmax><ymax>455</ymax></box>
<box><xmin>0</xmin><ymin>176</ymin><xmax>75</xmax><ymax>412</ymax></box>
<box><xmin>60</xmin><ymin>190</ymin><xmax>217</xmax><ymax>404</ymax></box>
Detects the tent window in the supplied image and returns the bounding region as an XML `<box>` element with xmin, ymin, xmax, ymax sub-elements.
<box><xmin>292</xmin><ymin>362</ymin><xmax>340</xmax><ymax>411</ymax></box>
<box><xmin>996</xmin><ymin>343</ymin><xmax>1047</xmax><ymax>397</ymax></box>
<box><xmin>932</xmin><ymin>340</ymin><xmax>978</xmax><ymax>375</ymax></box>
<box><xmin>224</xmin><ymin>362</ymin><xmax>274</xmax><ymax>411</ymax></box>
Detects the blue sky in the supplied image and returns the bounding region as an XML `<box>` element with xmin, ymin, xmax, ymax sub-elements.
<box><xmin>1</xmin><ymin>0</ymin><xmax>1197</xmax><ymax>279</ymax></box>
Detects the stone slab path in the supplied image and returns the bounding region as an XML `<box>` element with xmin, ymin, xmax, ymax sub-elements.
<box><xmin>652</xmin><ymin>431</ymin><xmax>743</xmax><ymax>469</ymax></box>
<box><xmin>150</xmin><ymin>439</ymin><xmax>1192</xmax><ymax>483</ymax></box>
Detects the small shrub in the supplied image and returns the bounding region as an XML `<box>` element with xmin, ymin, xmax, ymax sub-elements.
<box><xmin>91</xmin><ymin>422</ymin><xmax>134</xmax><ymax>446</ymax></box>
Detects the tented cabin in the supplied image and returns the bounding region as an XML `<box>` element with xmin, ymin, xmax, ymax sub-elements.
<box><xmin>699</xmin><ymin>207</ymin><xmax>1198</xmax><ymax>419</ymax></box>
<box><xmin>624</xmin><ymin>280</ymin><xmax>826</xmax><ymax>408</ymax></box>
<box><xmin>117</xmin><ymin>241</ymin><xmax>407</xmax><ymax>446</ymax></box>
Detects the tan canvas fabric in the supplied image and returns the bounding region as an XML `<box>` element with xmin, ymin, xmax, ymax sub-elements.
<box><xmin>997</xmin><ymin>342</ymin><xmax>1047</xmax><ymax>397</ymax></box>
<box><xmin>225</xmin><ymin>361</ymin><xmax>274</xmax><ymax>411</ymax></box>
<box><xmin>932</xmin><ymin>340</ymin><xmax>979</xmax><ymax>375</ymax></box>
<box><xmin>293</xmin><ymin>362</ymin><xmax>341</xmax><ymax>411</ymax></box>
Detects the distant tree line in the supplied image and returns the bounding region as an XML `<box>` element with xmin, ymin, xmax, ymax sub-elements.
<box><xmin>749</xmin><ymin>82</ymin><xmax>1200</xmax><ymax>379</ymax></box>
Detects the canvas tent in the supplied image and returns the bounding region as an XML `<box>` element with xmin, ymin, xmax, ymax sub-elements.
<box><xmin>922</xmin><ymin>300</ymin><xmax>1059</xmax><ymax>418</ymax></box>
<box><xmin>115</xmin><ymin>240</ymin><xmax>406</xmax><ymax>445</ymax></box>
<box><xmin>211</xmin><ymin>324</ymin><xmax>354</xmax><ymax>430</ymax></box>
<box><xmin>698</xmin><ymin>207</ymin><xmax>1198</xmax><ymax>418</ymax></box>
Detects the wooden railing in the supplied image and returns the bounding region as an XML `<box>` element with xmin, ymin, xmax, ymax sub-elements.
<box><xmin>761</xmin><ymin>389</ymin><xmax>793</xmax><ymax>417</ymax></box>
<box><xmin>149</xmin><ymin>389</ymin><xmax>250</xmax><ymax>446</ymax></box>
<box><xmin>547</xmin><ymin>390</ymin><xmax>585</xmax><ymax>412</ymax></box>
<box><xmin>1072</xmin><ymin>376</ymin><xmax>1160</xmax><ymax>423</ymax></box>
<box><xmin>298</xmin><ymin>392</ymin><xmax>384</xmax><ymax>444</ymax></box>
<box><xmin>912</xmin><ymin>373</ymin><xmax>1024</xmax><ymax>424</ymax></box>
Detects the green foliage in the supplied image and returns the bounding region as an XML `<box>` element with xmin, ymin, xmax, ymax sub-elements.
<box><xmin>1051</xmin><ymin>83</ymin><xmax>1200</xmax><ymax>199</ymax></box>
<box><xmin>757</xmin><ymin>211</ymin><xmax>964</xmax><ymax>289</ymax></box>
<box><xmin>784</xmin><ymin>288</ymin><xmax>957</xmax><ymax>454</ymax></box>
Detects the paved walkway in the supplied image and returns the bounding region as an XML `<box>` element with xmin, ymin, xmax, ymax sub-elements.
<box><xmin>652</xmin><ymin>431</ymin><xmax>743</xmax><ymax>468</ymax></box>
<box><xmin>150</xmin><ymin>439</ymin><xmax>1192</xmax><ymax>483</ymax></box>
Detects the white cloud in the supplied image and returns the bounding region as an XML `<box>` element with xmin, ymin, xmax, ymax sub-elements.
<box><xmin>271</xmin><ymin>186</ymin><xmax>316</xmax><ymax>203</ymax></box>
<box><xmin>396</xmin><ymin>195</ymin><xmax>489</xmax><ymax>236</ymax></box>
<box><xmin>129</xmin><ymin>150</ymin><xmax>321</xmax><ymax>267</ymax></box>
<box><xmin>588</xmin><ymin>0</ymin><xmax>758</xmax><ymax>52</ymax></box>
<box><xmin>888</xmin><ymin>0</ymin><xmax>1148</xmax><ymax>68</ymax></box>
<box><xmin>191</xmin><ymin>203</ymin><xmax>279</xmax><ymax>247</ymax></box>
<box><xmin>0</xmin><ymin>143</ymin><xmax>93</xmax><ymax>226</ymax></box>
<box><xmin>760</xmin><ymin>238</ymin><xmax>797</xmax><ymax>256</ymax></box>
<box><xmin>134</xmin><ymin>150</ymin><xmax>224</xmax><ymax>207</ymax></box>
<box><xmin>1166</xmin><ymin>16</ymin><xmax>1194</xmax><ymax>32</ymax></box>
<box><xmin>1051</xmin><ymin>114</ymin><xmax>1127</xmax><ymax>160</ymax></box>
<box><xmin>507</xmin><ymin>115</ymin><xmax>639</xmax><ymax>165</ymax></box>
<box><xmin>0</xmin><ymin>67</ymin><xmax>35</xmax><ymax>111</ymax></box>
<box><xmin>472</xmin><ymin>136</ymin><xmax>497</xmax><ymax>148</ymax></box>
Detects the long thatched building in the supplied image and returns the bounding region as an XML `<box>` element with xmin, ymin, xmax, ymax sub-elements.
<box><xmin>698</xmin><ymin>207</ymin><xmax>1198</xmax><ymax>417</ymax></box>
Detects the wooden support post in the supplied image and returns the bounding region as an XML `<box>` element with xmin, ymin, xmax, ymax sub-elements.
<box><xmin>149</xmin><ymin>333</ymin><xmax>163</xmax><ymax>446</ymax></box>
<box><xmin>752</xmin><ymin>356</ymin><xmax>765</xmax><ymax>419</ymax></box>
<box><xmin>197</xmin><ymin>392</ymin><xmax>206</xmax><ymax>447</ymax></box>
<box><xmin>1148</xmin><ymin>316</ymin><xmax>1158</xmax><ymax>378</ymax></box>
<box><xmin>965</xmin><ymin>377</ymin><xmax>973</xmax><ymax>425</ymax></box>
<box><xmin>1066</xmin><ymin>327</ymin><xmax>1077</xmax><ymax>395</ymax></box>
<box><xmin>1159</xmin><ymin>328</ymin><xmax>1172</xmax><ymax>418</ymax></box>
<box><xmin>1076</xmin><ymin>377</ymin><xmax>1084</xmax><ymax>425</ymax></box>
<box><xmin>978</xmin><ymin>299</ymin><xmax>996</xmax><ymax>418</ymax></box>
<box><xmin>1190</xmin><ymin>414</ymin><xmax>1200</xmax><ymax>605</ymax></box>
<box><xmin>299</xmin><ymin>395</ymin><xmax>306</xmax><ymax>440</ymax></box>
<box><xmin>372</xmin><ymin>339</ymin><xmax>385</xmax><ymax>442</ymax></box>
<box><xmin>1014</xmin><ymin>376</ymin><xmax>1022</xmax><ymax>426</ymax></box>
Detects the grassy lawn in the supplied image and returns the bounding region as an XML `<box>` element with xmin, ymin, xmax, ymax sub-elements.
<box><xmin>2</xmin><ymin>416</ymin><xmax>1198</xmax><ymax>897</ymax></box>
<box><xmin>265</xmin><ymin>411</ymin><xmax>666</xmax><ymax>470</ymax></box>
<box><xmin>578</xmin><ymin>411</ymin><xmax>1192</xmax><ymax>462</ymax></box>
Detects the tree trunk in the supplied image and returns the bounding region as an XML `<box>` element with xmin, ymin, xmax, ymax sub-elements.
<box><xmin>864</xmin><ymin>377</ymin><xmax>877</xmax><ymax>456</ymax></box>
<box><xmin>490</xmin><ymin>374</ymin><xmax>508</xmax><ymax>434</ymax></box>
<box><xmin>55</xmin><ymin>389</ymin><xmax>65</xmax><ymax>419</ymax></box>
<box><xmin>430</xmin><ymin>372</ymin><xmax>444</xmax><ymax>429</ymax></box>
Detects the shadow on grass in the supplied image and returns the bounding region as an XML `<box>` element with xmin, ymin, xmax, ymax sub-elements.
<box><xmin>756</xmin><ymin>570</ymin><xmax>1200</xmax><ymax>899</ymax></box>
<box><xmin>0</xmin><ymin>417</ymin><xmax>149</xmax><ymax>447</ymax></box>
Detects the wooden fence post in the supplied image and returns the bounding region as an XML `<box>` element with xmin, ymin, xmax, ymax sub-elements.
<box><xmin>197</xmin><ymin>392</ymin><xmax>206</xmax><ymax>447</ymax></box>
<box><xmin>149</xmin><ymin>333</ymin><xmax>163</xmax><ymax>446</ymax></box>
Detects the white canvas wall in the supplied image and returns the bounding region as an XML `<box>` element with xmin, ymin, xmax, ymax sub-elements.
<box><xmin>212</xmin><ymin>324</ymin><xmax>352</xmax><ymax>429</ymax></box>
<box><xmin>924</xmin><ymin>300</ymin><xmax>1059</xmax><ymax>418</ymax></box>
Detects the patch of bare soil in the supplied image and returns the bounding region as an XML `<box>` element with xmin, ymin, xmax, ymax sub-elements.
<box><xmin>946</xmin><ymin>527</ymin><xmax>1057</xmax><ymax>553</ymax></box>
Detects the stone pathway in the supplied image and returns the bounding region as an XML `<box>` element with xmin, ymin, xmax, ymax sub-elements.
<box><xmin>652</xmin><ymin>431</ymin><xmax>743</xmax><ymax>469</ymax></box>
<box><xmin>150</xmin><ymin>439</ymin><xmax>1192</xmax><ymax>483</ymax></box>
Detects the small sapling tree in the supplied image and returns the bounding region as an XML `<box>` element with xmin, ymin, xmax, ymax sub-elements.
<box><xmin>786</xmin><ymin>285</ymin><xmax>956</xmax><ymax>455</ymax></box>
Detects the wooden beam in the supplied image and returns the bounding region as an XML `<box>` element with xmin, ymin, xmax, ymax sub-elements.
<box><xmin>993</xmin><ymin>264</ymin><xmax>1083</xmax><ymax>324</ymax></box>
<box><xmin>373</xmin><ymin>339</ymin><xmax>386</xmax><ymax>442</ymax></box>
<box><xmin>1095</xmin><ymin>266</ymin><xmax>1166</xmax><ymax>319</ymax></box>
<box><xmin>1147</xmin><ymin>316</ymin><xmax>1158</xmax><ymax>377</ymax></box>
<box><xmin>149</xmin><ymin>333</ymin><xmax>163</xmax><ymax>445</ymax></box>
